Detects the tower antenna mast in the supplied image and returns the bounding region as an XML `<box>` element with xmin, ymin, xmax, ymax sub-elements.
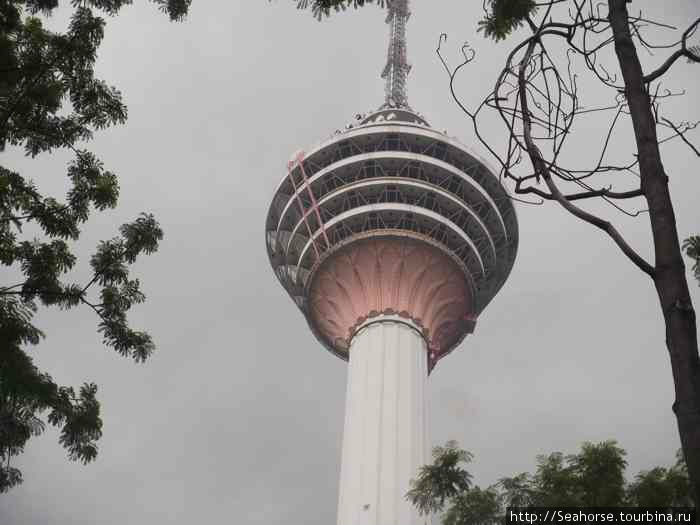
<box><xmin>381</xmin><ymin>0</ymin><xmax>411</xmax><ymax>108</ymax></box>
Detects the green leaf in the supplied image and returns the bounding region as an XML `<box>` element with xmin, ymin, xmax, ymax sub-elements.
<box><xmin>0</xmin><ymin>0</ymin><xmax>188</xmax><ymax>494</ymax></box>
<box><xmin>406</xmin><ymin>440</ymin><xmax>474</xmax><ymax>516</ymax></box>
<box><xmin>683</xmin><ymin>236</ymin><xmax>700</xmax><ymax>286</ymax></box>
<box><xmin>477</xmin><ymin>0</ymin><xmax>537</xmax><ymax>42</ymax></box>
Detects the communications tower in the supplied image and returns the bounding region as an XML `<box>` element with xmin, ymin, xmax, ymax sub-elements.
<box><xmin>264</xmin><ymin>2</ymin><xmax>518</xmax><ymax>523</ymax></box>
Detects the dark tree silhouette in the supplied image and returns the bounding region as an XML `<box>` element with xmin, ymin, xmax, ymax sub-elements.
<box><xmin>407</xmin><ymin>440</ymin><xmax>473</xmax><ymax>517</ymax></box>
<box><xmin>408</xmin><ymin>440</ymin><xmax>692</xmax><ymax>523</ymax></box>
<box><xmin>432</xmin><ymin>0</ymin><xmax>700</xmax><ymax>502</ymax></box>
<box><xmin>686</xmin><ymin>237</ymin><xmax>700</xmax><ymax>286</ymax></box>
<box><xmin>0</xmin><ymin>0</ymin><xmax>190</xmax><ymax>493</ymax></box>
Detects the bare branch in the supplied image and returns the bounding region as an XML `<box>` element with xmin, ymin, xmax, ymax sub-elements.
<box><xmin>517</xmin><ymin>38</ymin><xmax>654</xmax><ymax>276</ymax></box>
<box><xmin>644</xmin><ymin>17</ymin><xmax>700</xmax><ymax>83</ymax></box>
<box><xmin>660</xmin><ymin>117</ymin><xmax>700</xmax><ymax>157</ymax></box>
<box><xmin>515</xmin><ymin>183</ymin><xmax>642</xmax><ymax>202</ymax></box>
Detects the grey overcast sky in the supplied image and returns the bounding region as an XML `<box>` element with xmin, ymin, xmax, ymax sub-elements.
<box><xmin>1</xmin><ymin>1</ymin><xmax>699</xmax><ymax>523</ymax></box>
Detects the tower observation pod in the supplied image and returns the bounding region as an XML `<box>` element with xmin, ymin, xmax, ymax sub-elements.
<box><xmin>264</xmin><ymin>1</ymin><xmax>518</xmax><ymax>524</ymax></box>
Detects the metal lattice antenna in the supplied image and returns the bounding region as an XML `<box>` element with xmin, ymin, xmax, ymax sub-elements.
<box><xmin>381</xmin><ymin>0</ymin><xmax>411</xmax><ymax>108</ymax></box>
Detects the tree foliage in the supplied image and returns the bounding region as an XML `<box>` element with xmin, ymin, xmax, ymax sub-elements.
<box><xmin>435</xmin><ymin>0</ymin><xmax>700</xmax><ymax>504</ymax></box>
<box><xmin>0</xmin><ymin>0</ymin><xmax>190</xmax><ymax>493</ymax></box>
<box><xmin>290</xmin><ymin>0</ymin><xmax>537</xmax><ymax>31</ymax></box>
<box><xmin>407</xmin><ymin>440</ymin><xmax>474</xmax><ymax>517</ymax></box>
<box><xmin>684</xmin><ymin>236</ymin><xmax>700</xmax><ymax>286</ymax></box>
<box><xmin>443</xmin><ymin>486</ymin><xmax>500</xmax><ymax>525</ymax></box>
<box><xmin>627</xmin><ymin>449</ymin><xmax>693</xmax><ymax>506</ymax></box>
<box><xmin>409</xmin><ymin>441</ymin><xmax>693</xmax><ymax>524</ymax></box>
<box><xmin>290</xmin><ymin>0</ymin><xmax>386</xmax><ymax>20</ymax></box>
<box><xmin>477</xmin><ymin>0</ymin><xmax>537</xmax><ymax>42</ymax></box>
<box><xmin>568</xmin><ymin>440</ymin><xmax>628</xmax><ymax>506</ymax></box>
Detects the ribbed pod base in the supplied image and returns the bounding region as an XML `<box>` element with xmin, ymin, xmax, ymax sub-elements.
<box><xmin>337</xmin><ymin>318</ymin><xmax>431</xmax><ymax>525</ymax></box>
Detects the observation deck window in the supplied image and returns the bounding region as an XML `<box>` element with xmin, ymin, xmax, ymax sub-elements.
<box><xmin>363</xmin><ymin>161</ymin><xmax>380</xmax><ymax>179</ymax></box>
<box><xmin>347</xmin><ymin>190</ymin><xmax>359</xmax><ymax>208</ymax></box>
<box><xmin>338</xmin><ymin>141</ymin><xmax>353</xmax><ymax>158</ymax></box>
<box><xmin>325</xmin><ymin>175</ymin><xmax>344</xmax><ymax>192</ymax></box>
<box><xmin>368</xmin><ymin>211</ymin><xmax>380</xmax><ymax>229</ymax></box>
<box><xmin>434</xmin><ymin>142</ymin><xmax>447</xmax><ymax>160</ymax></box>
<box><xmin>407</xmin><ymin>162</ymin><xmax>421</xmax><ymax>179</ymax></box>
<box><xmin>386</xmin><ymin>184</ymin><xmax>399</xmax><ymax>203</ymax></box>
<box><xmin>386</xmin><ymin>134</ymin><xmax>401</xmax><ymax>150</ymax></box>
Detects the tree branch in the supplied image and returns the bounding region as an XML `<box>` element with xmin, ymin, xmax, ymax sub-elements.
<box><xmin>661</xmin><ymin>118</ymin><xmax>700</xmax><ymax>157</ymax></box>
<box><xmin>516</xmin><ymin>184</ymin><xmax>643</xmax><ymax>201</ymax></box>
<box><xmin>517</xmin><ymin>38</ymin><xmax>655</xmax><ymax>277</ymax></box>
<box><xmin>644</xmin><ymin>17</ymin><xmax>700</xmax><ymax>83</ymax></box>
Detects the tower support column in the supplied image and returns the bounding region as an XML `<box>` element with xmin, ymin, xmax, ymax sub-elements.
<box><xmin>337</xmin><ymin>317</ymin><xmax>431</xmax><ymax>525</ymax></box>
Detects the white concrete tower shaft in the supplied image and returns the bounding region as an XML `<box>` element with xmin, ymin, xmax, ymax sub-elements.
<box><xmin>307</xmin><ymin>236</ymin><xmax>473</xmax><ymax>525</ymax></box>
<box><xmin>337</xmin><ymin>318</ymin><xmax>431</xmax><ymax>525</ymax></box>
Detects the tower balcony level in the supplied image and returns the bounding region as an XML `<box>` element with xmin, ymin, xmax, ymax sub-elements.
<box><xmin>265</xmin><ymin>107</ymin><xmax>518</xmax><ymax>369</ymax></box>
